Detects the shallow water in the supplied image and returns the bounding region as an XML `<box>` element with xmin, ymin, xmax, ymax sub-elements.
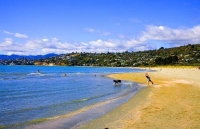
<box><xmin>0</xmin><ymin>66</ymin><xmax>144</xmax><ymax>128</ymax></box>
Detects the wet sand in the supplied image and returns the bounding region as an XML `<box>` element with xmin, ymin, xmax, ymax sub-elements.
<box><xmin>77</xmin><ymin>67</ymin><xmax>200</xmax><ymax>129</ymax></box>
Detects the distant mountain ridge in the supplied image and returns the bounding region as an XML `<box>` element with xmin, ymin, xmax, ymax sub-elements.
<box><xmin>0</xmin><ymin>53</ymin><xmax>58</xmax><ymax>60</ymax></box>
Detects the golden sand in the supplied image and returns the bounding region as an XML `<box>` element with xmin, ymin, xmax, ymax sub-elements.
<box><xmin>78</xmin><ymin>68</ymin><xmax>200</xmax><ymax>129</ymax></box>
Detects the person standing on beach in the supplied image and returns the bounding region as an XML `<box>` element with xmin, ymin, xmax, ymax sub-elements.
<box><xmin>145</xmin><ymin>73</ymin><xmax>153</xmax><ymax>85</ymax></box>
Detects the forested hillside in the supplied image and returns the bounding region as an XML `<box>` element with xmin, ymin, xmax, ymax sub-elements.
<box><xmin>34</xmin><ymin>44</ymin><xmax>200</xmax><ymax>67</ymax></box>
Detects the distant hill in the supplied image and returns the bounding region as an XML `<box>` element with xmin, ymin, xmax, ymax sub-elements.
<box><xmin>34</xmin><ymin>44</ymin><xmax>200</xmax><ymax>66</ymax></box>
<box><xmin>1</xmin><ymin>44</ymin><xmax>200</xmax><ymax>66</ymax></box>
<box><xmin>0</xmin><ymin>53</ymin><xmax>58</xmax><ymax>60</ymax></box>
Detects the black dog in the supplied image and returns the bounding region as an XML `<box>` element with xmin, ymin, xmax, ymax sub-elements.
<box><xmin>113</xmin><ymin>80</ymin><xmax>121</xmax><ymax>85</ymax></box>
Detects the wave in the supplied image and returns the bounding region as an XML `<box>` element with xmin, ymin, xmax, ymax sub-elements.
<box><xmin>0</xmin><ymin>71</ymin><xmax>109</xmax><ymax>81</ymax></box>
<box><xmin>27</xmin><ymin>72</ymin><xmax>41</xmax><ymax>75</ymax></box>
<box><xmin>121</xmin><ymin>82</ymin><xmax>138</xmax><ymax>86</ymax></box>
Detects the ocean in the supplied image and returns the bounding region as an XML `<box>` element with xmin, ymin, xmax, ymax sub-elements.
<box><xmin>0</xmin><ymin>66</ymin><xmax>145</xmax><ymax>129</ymax></box>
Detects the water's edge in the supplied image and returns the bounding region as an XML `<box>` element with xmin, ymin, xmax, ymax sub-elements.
<box><xmin>0</xmin><ymin>66</ymin><xmax>146</xmax><ymax>129</ymax></box>
<box><xmin>21</xmin><ymin>84</ymin><xmax>145</xmax><ymax>129</ymax></box>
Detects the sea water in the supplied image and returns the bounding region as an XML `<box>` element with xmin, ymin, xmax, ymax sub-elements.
<box><xmin>0</xmin><ymin>66</ymin><xmax>144</xmax><ymax>128</ymax></box>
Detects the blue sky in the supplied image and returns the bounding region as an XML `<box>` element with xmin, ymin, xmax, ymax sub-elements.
<box><xmin>0</xmin><ymin>0</ymin><xmax>200</xmax><ymax>55</ymax></box>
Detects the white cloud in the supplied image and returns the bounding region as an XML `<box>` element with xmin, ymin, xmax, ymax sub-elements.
<box><xmin>14</xmin><ymin>33</ymin><xmax>28</xmax><ymax>38</ymax></box>
<box><xmin>3</xmin><ymin>30</ymin><xmax>28</xmax><ymax>39</ymax></box>
<box><xmin>0</xmin><ymin>38</ymin><xmax>13</xmax><ymax>51</ymax></box>
<box><xmin>85</xmin><ymin>28</ymin><xmax>95</xmax><ymax>33</ymax></box>
<box><xmin>158</xmin><ymin>26</ymin><xmax>165</xmax><ymax>30</ymax></box>
<box><xmin>85</xmin><ymin>28</ymin><xmax>111</xmax><ymax>36</ymax></box>
<box><xmin>3</xmin><ymin>30</ymin><xmax>13</xmax><ymax>35</ymax></box>
<box><xmin>5</xmin><ymin>38</ymin><xmax>13</xmax><ymax>44</ymax></box>
<box><xmin>0</xmin><ymin>38</ymin><xmax>26</xmax><ymax>55</ymax></box>
<box><xmin>140</xmin><ymin>25</ymin><xmax>200</xmax><ymax>45</ymax></box>
<box><xmin>1</xmin><ymin>25</ymin><xmax>200</xmax><ymax>55</ymax></box>
<box><xmin>89</xmin><ymin>39</ymin><xmax>116</xmax><ymax>48</ymax></box>
<box><xmin>51</xmin><ymin>38</ymin><xmax>59</xmax><ymax>43</ymax></box>
<box><xmin>117</xmin><ymin>25</ymin><xmax>200</xmax><ymax>51</ymax></box>
<box><xmin>42</xmin><ymin>38</ymin><xmax>49</xmax><ymax>42</ymax></box>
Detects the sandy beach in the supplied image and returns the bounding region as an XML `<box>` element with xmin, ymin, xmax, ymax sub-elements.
<box><xmin>77</xmin><ymin>67</ymin><xmax>200</xmax><ymax>129</ymax></box>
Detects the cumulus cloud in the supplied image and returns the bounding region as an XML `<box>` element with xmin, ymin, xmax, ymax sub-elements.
<box><xmin>118</xmin><ymin>25</ymin><xmax>200</xmax><ymax>51</ymax></box>
<box><xmin>5</xmin><ymin>38</ymin><xmax>13</xmax><ymax>44</ymax></box>
<box><xmin>42</xmin><ymin>38</ymin><xmax>49</xmax><ymax>42</ymax></box>
<box><xmin>1</xmin><ymin>25</ymin><xmax>200</xmax><ymax>55</ymax></box>
<box><xmin>89</xmin><ymin>39</ymin><xmax>116</xmax><ymax>48</ymax></box>
<box><xmin>0</xmin><ymin>38</ymin><xmax>26</xmax><ymax>55</ymax></box>
<box><xmin>144</xmin><ymin>25</ymin><xmax>200</xmax><ymax>41</ymax></box>
<box><xmin>139</xmin><ymin>25</ymin><xmax>200</xmax><ymax>46</ymax></box>
<box><xmin>78</xmin><ymin>39</ymin><xmax>123</xmax><ymax>53</ymax></box>
<box><xmin>0</xmin><ymin>38</ymin><xmax>13</xmax><ymax>51</ymax></box>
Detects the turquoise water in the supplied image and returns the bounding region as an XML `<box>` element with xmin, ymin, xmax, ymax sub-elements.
<box><xmin>0</xmin><ymin>66</ymin><xmax>144</xmax><ymax>128</ymax></box>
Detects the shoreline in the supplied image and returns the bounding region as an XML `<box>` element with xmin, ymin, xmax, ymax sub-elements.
<box><xmin>21</xmin><ymin>85</ymin><xmax>142</xmax><ymax>129</ymax></box>
<box><xmin>0</xmin><ymin>66</ymin><xmax>144</xmax><ymax>128</ymax></box>
<box><xmin>77</xmin><ymin>67</ymin><xmax>200</xmax><ymax>129</ymax></box>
